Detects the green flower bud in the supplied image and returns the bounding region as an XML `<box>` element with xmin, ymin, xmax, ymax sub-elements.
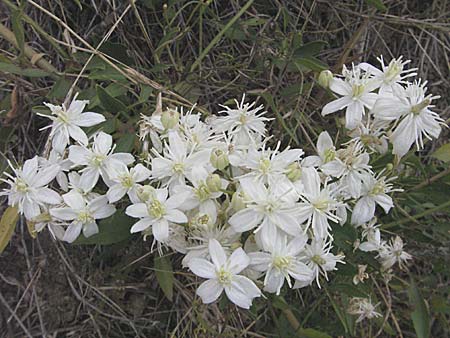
<box><xmin>161</xmin><ymin>108</ymin><xmax>179</xmax><ymax>130</ymax></box>
<box><xmin>318</xmin><ymin>70</ymin><xmax>333</xmax><ymax>88</ymax></box>
<box><xmin>210</xmin><ymin>148</ymin><xmax>229</xmax><ymax>170</ymax></box>
<box><xmin>136</xmin><ymin>185</ymin><xmax>155</xmax><ymax>202</ymax></box>
<box><xmin>286</xmin><ymin>162</ymin><xmax>302</xmax><ymax>182</ymax></box>
<box><xmin>206</xmin><ymin>173</ymin><xmax>221</xmax><ymax>192</ymax></box>
<box><xmin>231</xmin><ymin>191</ymin><xmax>246</xmax><ymax>211</ymax></box>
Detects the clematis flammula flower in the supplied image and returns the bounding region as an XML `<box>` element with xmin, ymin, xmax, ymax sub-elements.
<box><xmin>303</xmin><ymin>131</ymin><xmax>338</xmax><ymax>167</ymax></box>
<box><xmin>296</xmin><ymin>239</ymin><xmax>345</xmax><ymax>288</ymax></box>
<box><xmin>377</xmin><ymin>236</ymin><xmax>412</xmax><ymax>270</ymax></box>
<box><xmin>38</xmin><ymin>149</ymin><xmax>72</xmax><ymax>191</ymax></box>
<box><xmin>348</xmin><ymin>298</ymin><xmax>382</xmax><ymax>323</ymax></box>
<box><xmin>151</xmin><ymin>131</ymin><xmax>211</xmax><ymax>190</ymax></box>
<box><xmin>248</xmin><ymin>234</ymin><xmax>313</xmax><ymax>295</ymax></box>
<box><xmin>238</xmin><ymin>143</ymin><xmax>304</xmax><ymax>185</ymax></box>
<box><xmin>125</xmin><ymin>187</ymin><xmax>188</xmax><ymax>242</ymax></box>
<box><xmin>211</xmin><ymin>95</ymin><xmax>271</xmax><ymax>146</ymax></box>
<box><xmin>68</xmin><ymin>131</ymin><xmax>134</xmax><ymax>190</ymax></box>
<box><xmin>351</xmin><ymin>173</ymin><xmax>399</xmax><ymax>225</ymax></box>
<box><xmin>107</xmin><ymin>164</ymin><xmax>151</xmax><ymax>203</ymax></box>
<box><xmin>359</xmin><ymin>56</ymin><xmax>417</xmax><ymax>94</ymax></box>
<box><xmin>0</xmin><ymin>156</ymin><xmax>61</xmax><ymax>219</ymax></box>
<box><xmin>296</xmin><ymin>167</ymin><xmax>341</xmax><ymax>239</ymax></box>
<box><xmin>372</xmin><ymin>81</ymin><xmax>444</xmax><ymax>157</ymax></box>
<box><xmin>188</xmin><ymin>239</ymin><xmax>261</xmax><ymax>309</ymax></box>
<box><xmin>322</xmin><ymin>65</ymin><xmax>379</xmax><ymax>129</ymax></box>
<box><xmin>50</xmin><ymin>190</ymin><xmax>116</xmax><ymax>243</ymax></box>
<box><xmin>175</xmin><ymin>166</ymin><xmax>227</xmax><ymax>216</ymax></box>
<box><xmin>229</xmin><ymin>177</ymin><xmax>303</xmax><ymax>247</ymax></box>
<box><xmin>40</xmin><ymin>94</ymin><xmax>105</xmax><ymax>153</ymax></box>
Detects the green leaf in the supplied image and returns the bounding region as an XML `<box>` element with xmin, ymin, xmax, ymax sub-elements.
<box><xmin>364</xmin><ymin>0</ymin><xmax>387</xmax><ymax>11</ymax></box>
<box><xmin>297</xmin><ymin>328</ymin><xmax>332</xmax><ymax>338</ymax></box>
<box><xmin>73</xmin><ymin>210</ymin><xmax>134</xmax><ymax>245</ymax></box>
<box><xmin>0</xmin><ymin>62</ymin><xmax>50</xmax><ymax>78</ymax></box>
<box><xmin>431</xmin><ymin>143</ymin><xmax>450</xmax><ymax>163</ymax></box>
<box><xmin>115</xmin><ymin>133</ymin><xmax>136</xmax><ymax>153</ymax></box>
<box><xmin>48</xmin><ymin>78</ymin><xmax>72</xmax><ymax>99</ymax></box>
<box><xmin>11</xmin><ymin>10</ymin><xmax>25</xmax><ymax>57</ymax></box>
<box><xmin>154</xmin><ymin>255</ymin><xmax>174</xmax><ymax>301</ymax></box>
<box><xmin>96</xmin><ymin>85</ymin><xmax>127</xmax><ymax>113</ymax></box>
<box><xmin>0</xmin><ymin>206</ymin><xmax>19</xmax><ymax>253</ymax></box>
<box><xmin>294</xmin><ymin>41</ymin><xmax>327</xmax><ymax>58</ymax></box>
<box><xmin>408</xmin><ymin>279</ymin><xmax>430</xmax><ymax>338</ymax></box>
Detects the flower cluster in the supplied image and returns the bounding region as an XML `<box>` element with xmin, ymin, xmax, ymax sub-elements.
<box><xmin>1</xmin><ymin>56</ymin><xmax>436</xmax><ymax>310</ymax></box>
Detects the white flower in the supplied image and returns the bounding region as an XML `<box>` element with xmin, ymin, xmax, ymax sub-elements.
<box><xmin>229</xmin><ymin>178</ymin><xmax>303</xmax><ymax>247</ymax></box>
<box><xmin>248</xmin><ymin>235</ymin><xmax>313</xmax><ymax>295</ymax></box>
<box><xmin>68</xmin><ymin>132</ymin><xmax>134</xmax><ymax>190</ymax></box>
<box><xmin>348</xmin><ymin>119</ymin><xmax>389</xmax><ymax>154</ymax></box>
<box><xmin>107</xmin><ymin>164</ymin><xmax>151</xmax><ymax>203</ymax></box>
<box><xmin>40</xmin><ymin>95</ymin><xmax>105</xmax><ymax>153</ymax></box>
<box><xmin>175</xmin><ymin>166</ymin><xmax>227</xmax><ymax>216</ymax></box>
<box><xmin>351</xmin><ymin>174</ymin><xmax>398</xmax><ymax>225</ymax></box>
<box><xmin>188</xmin><ymin>239</ymin><xmax>261</xmax><ymax>309</ymax></box>
<box><xmin>322</xmin><ymin>65</ymin><xmax>379</xmax><ymax>129</ymax></box>
<box><xmin>358</xmin><ymin>219</ymin><xmax>383</xmax><ymax>252</ymax></box>
<box><xmin>50</xmin><ymin>190</ymin><xmax>116</xmax><ymax>243</ymax></box>
<box><xmin>151</xmin><ymin>131</ymin><xmax>211</xmax><ymax>190</ymax></box>
<box><xmin>212</xmin><ymin>95</ymin><xmax>270</xmax><ymax>146</ymax></box>
<box><xmin>296</xmin><ymin>167</ymin><xmax>340</xmax><ymax>239</ymax></box>
<box><xmin>0</xmin><ymin>156</ymin><xmax>61</xmax><ymax>219</ymax></box>
<box><xmin>297</xmin><ymin>239</ymin><xmax>345</xmax><ymax>288</ymax></box>
<box><xmin>302</xmin><ymin>131</ymin><xmax>338</xmax><ymax>167</ymax></box>
<box><xmin>30</xmin><ymin>209</ymin><xmax>65</xmax><ymax>241</ymax></box>
<box><xmin>238</xmin><ymin>143</ymin><xmax>303</xmax><ymax>185</ymax></box>
<box><xmin>359</xmin><ymin>56</ymin><xmax>417</xmax><ymax>94</ymax></box>
<box><xmin>348</xmin><ymin>298</ymin><xmax>382</xmax><ymax>323</ymax></box>
<box><xmin>378</xmin><ymin>236</ymin><xmax>412</xmax><ymax>270</ymax></box>
<box><xmin>38</xmin><ymin>150</ymin><xmax>72</xmax><ymax>191</ymax></box>
<box><xmin>125</xmin><ymin>187</ymin><xmax>188</xmax><ymax>242</ymax></box>
<box><xmin>372</xmin><ymin>81</ymin><xmax>444</xmax><ymax>157</ymax></box>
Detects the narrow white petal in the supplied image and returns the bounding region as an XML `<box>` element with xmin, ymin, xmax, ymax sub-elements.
<box><xmin>209</xmin><ymin>239</ymin><xmax>227</xmax><ymax>269</ymax></box>
<box><xmin>63</xmin><ymin>222</ymin><xmax>82</xmax><ymax>243</ymax></box>
<box><xmin>188</xmin><ymin>258</ymin><xmax>216</xmax><ymax>279</ymax></box>
<box><xmin>76</xmin><ymin>112</ymin><xmax>106</xmax><ymax>127</ymax></box>
<box><xmin>196</xmin><ymin>279</ymin><xmax>223</xmax><ymax>304</ymax></box>
<box><xmin>228</xmin><ymin>248</ymin><xmax>250</xmax><ymax>274</ymax></box>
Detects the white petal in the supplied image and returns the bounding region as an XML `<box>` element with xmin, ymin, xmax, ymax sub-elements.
<box><xmin>50</xmin><ymin>207</ymin><xmax>78</xmax><ymax>221</ymax></box>
<box><xmin>228</xmin><ymin>248</ymin><xmax>250</xmax><ymax>274</ymax></box>
<box><xmin>109</xmin><ymin>153</ymin><xmax>135</xmax><ymax>165</ymax></box>
<box><xmin>68</xmin><ymin>125</ymin><xmax>88</xmax><ymax>146</ymax></box>
<box><xmin>132</xmin><ymin>164</ymin><xmax>151</xmax><ymax>182</ymax></box>
<box><xmin>22</xmin><ymin>157</ymin><xmax>39</xmax><ymax>181</ymax></box>
<box><xmin>209</xmin><ymin>239</ymin><xmax>227</xmax><ymax>269</ymax></box>
<box><xmin>107</xmin><ymin>184</ymin><xmax>127</xmax><ymax>203</ymax></box>
<box><xmin>68</xmin><ymin>146</ymin><xmax>91</xmax><ymax>165</ymax></box>
<box><xmin>63</xmin><ymin>222</ymin><xmax>82</xmax><ymax>243</ymax></box>
<box><xmin>23</xmin><ymin>199</ymin><xmax>40</xmax><ymax>220</ymax></box>
<box><xmin>225</xmin><ymin>278</ymin><xmax>259</xmax><ymax>309</ymax></box>
<box><xmin>94</xmin><ymin>132</ymin><xmax>112</xmax><ymax>155</ymax></box>
<box><xmin>229</xmin><ymin>209</ymin><xmax>262</xmax><ymax>233</ymax></box>
<box><xmin>76</xmin><ymin>112</ymin><xmax>105</xmax><ymax>127</ymax></box>
<box><xmin>80</xmin><ymin>168</ymin><xmax>100</xmax><ymax>191</ymax></box>
<box><xmin>351</xmin><ymin>197</ymin><xmax>376</xmax><ymax>225</ymax></box>
<box><xmin>35</xmin><ymin>187</ymin><xmax>62</xmax><ymax>205</ymax></box>
<box><xmin>152</xmin><ymin>218</ymin><xmax>169</xmax><ymax>241</ymax></box>
<box><xmin>345</xmin><ymin>101</ymin><xmax>364</xmax><ymax>129</ymax></box>
<box><xmin>62</xmin><ymin>190</ymin><xmax>85</xmax><ymax>209</ymax></box>
<box><xmin>321</xmin><ymin>96</ymin><xmax>351</xmax><ymax>116</ymax></box>
<box><xmin>317</xmin><ymin>131</ymin><xmax>334</xmax><ymax>156</ymax></box>
<box><xmin>130</xmin><ymin>218</ymin><xmax>153</xmax><ymax>233</ymax></box>
<box><xmin>289</xmin><ymin>261</ymin><xmax>313</xmax><ymax>282</ymax></box>
<box><xmin>196</xmin><ymin>279</ymin><xmax>223</xmax><ymax>304</ymax></box>
<box><xmin>82</xmin><ymin>221</ymin><xmax>99</xmax><ymax>237</ymax></box>
<box><xmin>52</xmin><ymin>129</ymin><xmax>69</xmax><ymax>154</ymax></box>
<box><xmin>329</xmin><ymin>78</ymin><xmax>352</xmax><ymax>96</ymax></box>
<box><xmin>92</xmin><ymin>204</ymin><xmax>116</xmax><ymax>219</ymax></box>
<box><xmin>165</xmin><ymin>209</ymin><xmax>187</xmax><ymax>223</ymax></box>
<box><xmin>33</xmin><ymin>165</ymin><xmax>59</xmax><ymax>187</ymax></box>
<box><xmin>188</xmin><ymin>258</ymin><xmax>216</xmax><ymax>279</ymax></box>
<box><xmin>126</xmin><ymin>203</ymin><xmax>148</xmax><ymax>218</ymax></box>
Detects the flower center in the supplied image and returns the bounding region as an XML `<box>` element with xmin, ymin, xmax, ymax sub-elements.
<box><xmin>352</xmin><ymin>84</ymin><xmax>365</xmax><ymax>98</ymax></box>
<box><xmin>15</xmin><ymin>178</ymin><xmax>29</xmax><ymax>193</ymax></box>
<box><xmin>120</xmin><ymin>175</ymin><xmax>134</xmax><ymax>188</ymax></box>
<box><xmin>410</xmin><ymin>98</ymin><xmax>430</xmax><ymax>115</ymax></box>
<box><xmin>172</xmin><ymin>163</ymin><xmax>184</xmax><ymax>174</ymax></box>
<box><xmin>273</xmin><ymin>256</ymin><xmax>291</xmax><ymax>271</ymax></box>
<box><xmin>313</xmin><ymin>199</ymin><xmax>329</xmax><ymax>212</ymax></box>
<box><xmin>311</xmin><ymin>255</ymin><xmax>326</xmax><ymax>265</ymax></box>
<box><xmin>259</xmin><ymin>158</ymin><xmax>271</xmax><ymax>174</ymax></box>
<box><xmin>264</xmin><ymin>202</ymin><xmax>277</xmax><ymax>214</ymax></box>
<box><xmin>91</xmin><ymin>154</ymin><xmax>106</xmax><ymax>167</ymax></box>
<box><xmin>217</xmin><ymin>268</ymin><xmax>232</xmax><ymax>285</ymax></box>
<box><xmin>239</xmin><ymin>114</ymin><xmax>247</xmax><ymax>124</ymax></box>
<box><xmin>323</xmin><ymin>148</ymin><xmax>336</xmax><ymax>163</ymax></box>
<box><xmin>370</xmin><ymin>181</ymin><xmax>385</xmax><ymax>195</ymax></box>
<box><xmin>195</xmin><ymin>183</ymin><xmax>211</xmax><ymax>202</ymax></box>
<box><xmin>77</xmin><ymin>210</ymin><xmax>93</xmax><ymax>224</ymax></box>
<box><xmin>148</xmin><ymin>199</ymin><xmax>165</xmax><ymax>219</ymax></box>
<box><xmin>56</xmin><ymin>109</ymin><xmax>70</xmax><ymax>124</ymax></box>
<box><xmin>384</xmin><ymin>62</ymin><xmax>402</xmax><ymax>82</ymax></box>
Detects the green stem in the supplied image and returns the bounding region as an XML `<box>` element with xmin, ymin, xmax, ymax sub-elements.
<box><xmin>383</xmin><ymin>199</ymin><xmax>450</xmax><ymax>229</ymax></box>
<box><xmin>189</xmin><ymin>0</ymin><xmax>254</xmax><ymax>72</ymax></box>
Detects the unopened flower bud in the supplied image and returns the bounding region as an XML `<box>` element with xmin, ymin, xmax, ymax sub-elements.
<box><xmin>137</xmin><ymin>185</ymin><xmax>155</xmax><ymax>202</ymax></box>
<box><xmin>206</xmin><ymin>174</ymin><xmax>221</xmax><ymax>192</ymax></box>
<box><xmin>161</xmin><ymin>108</ymin><xmax>179</xmax><ymax>130</ymax></box>
<box><xmin>210</xmin><ymin>148</ymin><xmax>229</xmax><ymax>170</ymax></box>
<box><xmin>231</xmin><ymin>191</ymin><xmax>246</xmax><ymax>211</ymax></box>
<box><xmin>286</xmin><ymin>162</ymin><xmax>302</xmax><ymax>181</ymax></box>
<box><xmin>386</xmin><ymin>163</ymin><xmax>394</xmax><ymax>172</ymax></box>
<box><xmin>318</xmin><ymin>70</ymin><xmax>333</xmax><ymax>88</ymax></box>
